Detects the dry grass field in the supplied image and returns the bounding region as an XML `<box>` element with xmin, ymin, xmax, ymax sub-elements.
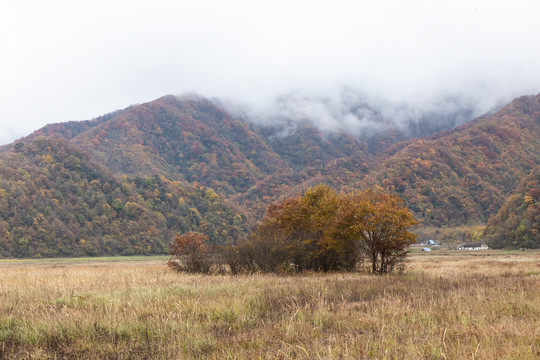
<box><xmin>0</xmin><ymin>251</ymin><xmax>539</xmax><ymax>359</ymax></box>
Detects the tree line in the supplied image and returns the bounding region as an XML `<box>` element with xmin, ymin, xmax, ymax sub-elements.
<box><xmin>169</xmin><ymin>184</ymin><xmax>417</xmax><ymax>274</ymax></box>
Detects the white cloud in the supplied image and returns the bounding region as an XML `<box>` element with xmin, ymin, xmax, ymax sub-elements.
<box><xmin>1</xmin><ymin>0</ymin><xmax>540</xmax><ymax>144</ymax></box>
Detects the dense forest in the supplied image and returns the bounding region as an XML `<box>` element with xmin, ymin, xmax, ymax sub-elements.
<box><xmin>372</xmin><ymin>95</ymin><xmax>540</xmax><ymax>226</ymax></box>
<box><xmin>0</xmin><ymin>137</ymin><xmax>248</xmax><ymax>257</ymax></box>
<box><xmin>483</xmin><ymin>166</ymin><xmax>540</xmax><ymax>248</ymax></box>
<box><xmin>0</xmin><ymin>93</ymin><xmax>539</xmax><ymax>257</ymax></box>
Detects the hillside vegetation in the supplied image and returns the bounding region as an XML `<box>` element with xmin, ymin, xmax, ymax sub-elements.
<box><xmin>1</xmin><ymin>93</ymin><xmax>540</xmax><ymax>256</ymax></box>
<box><xmin>484</xmin><ymin>165</ymin><xmax>540</xmax><ymax>248</ymax></box>
<box><xmin>372</xmin><ymin>95</ymin><xmax>540</xmax><ymax>226</ymax></box>
<box><xmin>0</xmin><ymin>137</ymin><xmax>248</xmax><ymax>257</ymax></box>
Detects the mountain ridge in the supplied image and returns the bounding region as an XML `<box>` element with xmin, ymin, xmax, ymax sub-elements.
<box><xmin>1</xmin><ymin>92</ymin><xmax>539</xmax><ymax>256</ymax></box>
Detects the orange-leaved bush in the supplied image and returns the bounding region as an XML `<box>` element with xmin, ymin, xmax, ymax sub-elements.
<box><xmin>168</xmin><ymin>231</ymin><xmax>212</xmax><ymax>273</ymax></box>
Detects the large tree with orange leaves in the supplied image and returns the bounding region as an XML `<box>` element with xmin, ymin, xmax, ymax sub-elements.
<box><xmin>257</xmin><ymin>184</ymin><xmax>355</xmax><ymax>271</ymax></box>
<box><xmin>337</xmin><ymin>188</ymin><xmax>417</xmax><ymax>273</ymax></box>
<box><xmin>253</xmin><ymin>184</ymin><xmax>417</xmax><ymax>273</ymax></box>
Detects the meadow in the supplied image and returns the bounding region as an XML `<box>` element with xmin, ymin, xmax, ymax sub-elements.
<box><xmin>0</xmin><ymin>251</ymin><xmax>539</xmax><ymax>359</ymax></box>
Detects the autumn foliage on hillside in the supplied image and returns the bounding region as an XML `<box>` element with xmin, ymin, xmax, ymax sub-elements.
<box><xmin>484</xmin><ymin>166</ymin><xmax>540</xmax><ymax>248</ymax></box>
<box><xmin>61</xmin><ymin>93</ymin><xmax>540</xmax><ymax>230</ymax></box>
<box><xmin>64</xmin><ymin>96</ymin><xmax>375</xmax><ymax>220</ymax></box>
<box><xmin>1</xmin><ymin>93</ymin><xmax>540</xmax><ymax>257</ymax></box>
<box><xmin>0</xmin><ymin>137</ymin><xmax>249</xmax><ymax>258</ymax></box>
<box><xmin>374</xmin><ymin>95</ymin><xmax>540</xmax><ymax>226</ymax></box>
<box><xmin>70</xmin><ymin>96</ymin><xmax>292</xmax><ymax>195</ymax></box>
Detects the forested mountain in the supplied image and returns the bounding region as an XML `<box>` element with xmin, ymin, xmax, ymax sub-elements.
<box><xmin>68</xmin><ymin>96</ymin><xmax>292</xmax><ymax>194</ymax></box>
<box><xmin>46</xmin><ymin>95</ymin><xmax>376</xmax><ymax>219</ymax></box>
<box><xmin>1</xmin><ymin>93</ymin><xmax>539</xmax><ymax>256</ymax></box>
<box><xmin>371</xmin><ymin>95</ymin><xmax>540</xmax><ymax>226</ymax></box>
<box><xmin>0</xmin><ymin>137</ymin><xmax>248</xmax><ymax>257</ymax></box>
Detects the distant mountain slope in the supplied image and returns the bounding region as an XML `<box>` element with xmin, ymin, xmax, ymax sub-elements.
<box><xmin>0</xmin><ymin>111</ymin><xmax>122</xmax><ymax>153</ymax></box>
<box><xmin>64</xmin><ymin>95</ymin><xmax>375</xmax><ymax>218</ymax></box>
<box><xmin>0</xmin><ymin>137</ymin><xmax>248</xmax><ymax>257</ymax></box>
<box><xmin>70</xmin><ymin>95</ymin><xmax>292</xmax><ymax>194</ymax></box>
<box><xmin>483</xmin><ymin>165</ymin><xmax>540</xmax><ymax>248</ymax></box>
<box><xmin>254</xmin><ymin>122</ymin><xmax>371</xmax><ymax>170</ymax></box>
<box><xmin>1</xmin><ymin>92</ymin><xmax>540</xmax><ymax>257</ymax></box>
<box><xmin>372</xmin><ymin>94</ymin><xmax>540</xmax><ymax>226</ymax></box>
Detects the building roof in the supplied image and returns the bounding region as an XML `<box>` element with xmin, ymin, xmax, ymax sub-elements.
<box><xmin>458</xmin><ymin>242</ymin><xmax>482</xmax><ymax>248</ymax></box>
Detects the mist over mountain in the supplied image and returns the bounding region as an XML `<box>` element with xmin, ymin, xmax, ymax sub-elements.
<box><xmin>219</xmin><ymin>88</ymin><xmax>505</xmax><ymax>142</ymax></box>
<box><xmin>4</xmin><ymin>1</ymin><xmax>540</xmax><ymax>149</ymax></box>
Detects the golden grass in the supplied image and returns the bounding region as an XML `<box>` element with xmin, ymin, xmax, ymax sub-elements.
<box><xmin>1</xmin><ymin>251</ymin><xmax>539</xmax><ymax>359</ymax></box>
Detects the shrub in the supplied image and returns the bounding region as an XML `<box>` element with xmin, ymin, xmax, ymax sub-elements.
<box><xmin>168</xmin><ymin>232</ymin><xmax>212</xmax><ymax>274</ymax></box>
<box><xmin>221</xmin><ymin>242</ymin><xmax>256</xmax><ymax>275</ymax></box>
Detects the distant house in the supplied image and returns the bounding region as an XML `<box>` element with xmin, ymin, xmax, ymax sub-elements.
<box><xmin>426</xmin><ymin>240</ymin><xmax>440</xmax><ymax>246</ymax></box>
<box><xmin>457</xmin><ymin>242</ymin><xmax>488</xmax><ymax>250</ymax></box>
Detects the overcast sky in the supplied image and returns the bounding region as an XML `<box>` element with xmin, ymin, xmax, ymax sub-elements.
<box><xmin>1</xmin><ymin>0</ymin><xmax>540</xmax><ymax>145</ymax></box>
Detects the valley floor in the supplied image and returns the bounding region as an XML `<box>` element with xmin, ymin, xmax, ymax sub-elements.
<box><xmin>1</xmin><ymin>251</ymin><xmax>539</xmax><ymax>359</ymax></box>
